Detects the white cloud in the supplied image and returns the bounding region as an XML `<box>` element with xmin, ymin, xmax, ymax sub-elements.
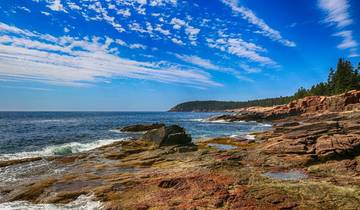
<box><xmin>129</xmin><ymin>23</ymin><xmax>147</xmax><ymax>33</ymax></box>
<box><xmin>117</xmin><ymin>9</ymin><xmax>131</xmax><ymax>18</ymax></box>
<box><xmin>47</xmin><ymin>0</ymin><xmax>66</xmax><ymax>12</ymax></box>
<box><xmin>318</xmin><ymin>0</ymin><xmax>352</xmax><ymax>28</ymax></box>
<box><xmin>175</xmin><ymin>54</ymin><xmax>254</xmax><ymax>81</ymax></box>
<box><xmin>185</xmin><ymin>25</ymin><xmax>200</xmax><ymax>45</ymax></box>
<box><xmin>176</xmin><ymin>54</ymin><xmax>222</xmax><ymax>71</ymax></box>
<box><xmin>318</xmin><ymin>0</ymin><xmax>358</xmax><ymax>56</ymax></box>
<box><xmin>171</xmin><ymin>38</ymin><xmax>184</xmax><ymax>45</ymax></box>
<box><xmin>67</xmin><ymin>2</ymin><xmax>81</xmax><ymax>10</ymax></box>
<box><xmin>207</xmin><ymin>37</ymin><xmax>277</xmax><ymax>66</ymax></box>
<box><xmin>221</xmin><ymin>0</ymin><xmax>295</xmax><ymax>47</ymax></box>
<box><xmin>155</xmin><ymin>24</ymin><xmax>170</xmax><ymax>36</ymax></box>
<box><xmin>0</xmin><ymin>23</ymin><xmax>221</xmax><ymax>88</ymax></box>
<box><xmin>18</xmin><ymin>7</ymin><xmax>31</xmax><ymax>13</ymax></box>
<box><xmin>41</xmin><ymin>11</ymin><xmax>50</xmax><ymax>16</ymax></box>
<box><xmin>170</xmin><ymin>18</ymin><xmax>186</xmax><ymax>29</ymax></box>
<box><xmin>129</xmin><ymin>43</ymin><xmax>147</xmax><ymax>49</ymax></box>
<box><xmin>333</xmin><ymin>30</ymin><xmax>358</xmax><ymax>49</ymax></box>
<box><xmin>349</xmin><ymin>53</ymin><xmax>360</xmax><ymax>58</ymax></box>
<box><xmin>239</xmin><ymin>63</ymin><xmax>261</xmax><ymax>73</ymax></box>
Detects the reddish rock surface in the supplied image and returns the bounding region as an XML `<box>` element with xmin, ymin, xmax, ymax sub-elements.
<box><xmin>214</xmin><ymin>90</ymin><xmax>360</xmax><ymax>122</ymax></box>
<box><xmin>2</xmin><ymin>91</ymin><xmax>360</xmax><ymax>209</ymax></box>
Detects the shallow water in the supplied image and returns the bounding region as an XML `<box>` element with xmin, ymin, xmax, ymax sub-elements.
<box><xmin>207</xmin><ymin>143</ymin><xmax>238</xmax><ymax>151</ymax></box>
<box><xmin>263</xmin><ymin>170</ymin><xmax>308</xmax><ymax>181</ymax></box>
<box><xmin>0</xmin><ymin>112</ymin><xmax>271</xmax><ymax>160</ymax></box>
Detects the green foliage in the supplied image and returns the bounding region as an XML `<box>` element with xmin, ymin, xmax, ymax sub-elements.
<box><xmin>170</xmin><ymin>58</ymin><xmax>360</xmax><ymax>112</ymax></box>
<box><xmin>292</xmin><ymin>58</ymin><xmax>360</xmax><ymax>99</ymax></box>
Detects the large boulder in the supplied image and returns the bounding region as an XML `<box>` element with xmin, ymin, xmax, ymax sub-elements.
<box><xmin>315</xmin><ymin>134</ymin><xmax>360</xmax><ymax>160</ymax></box>
<box><xmin>141</xmin><ymin>125</ymin><xmax>192</xmax><ymax>147</ymax></box>
<box><xmin>120</xmin><ymin>123</ymin><xmax>165</xmax><ymax>132</ymax></box>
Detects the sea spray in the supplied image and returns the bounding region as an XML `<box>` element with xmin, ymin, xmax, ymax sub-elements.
<box><xmin>0</xmin><ymin>195</ymin><xmax>102</xmax><ymax>210</ymax></box>
<box><xmin>0</xmin><ymin>138</ymin><xmax>128</xmax><ymax>161</ymax></box>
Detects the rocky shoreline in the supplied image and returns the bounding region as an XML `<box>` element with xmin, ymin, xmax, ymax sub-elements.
<box><xmin>2</xmin><ymin>91</ymin><xmax>360</xmax><ymax>209</ymax></box>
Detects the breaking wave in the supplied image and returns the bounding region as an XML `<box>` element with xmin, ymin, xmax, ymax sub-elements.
<box><xmin>0</xmin><ymin>138</ymin><xmax>127</xmax><ymax>161</ymax></box>
<box><xmin>0</xmin><ymin>195</ymin><xmax>102</xmax><ymax>210</ymax></box>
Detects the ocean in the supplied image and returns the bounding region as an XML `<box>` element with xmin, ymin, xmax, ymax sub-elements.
<box><xmin>0</xmin><ymin>111</ymin><xmax>272</xmax><ymax>209</ymax></box>
<box><xmin>0</xmin><ymin>112</ymin><xmax>270</xmax><ymax>161</ymax></box>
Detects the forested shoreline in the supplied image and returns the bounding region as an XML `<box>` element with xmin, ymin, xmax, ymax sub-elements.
<box><xmin>170</xmin><ymin>59</ymin><xmax>360</xmax><ymax>112</ymax></box>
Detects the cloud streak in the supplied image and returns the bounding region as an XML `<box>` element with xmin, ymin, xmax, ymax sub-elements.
<box><xmin>221</xmin><ymin>0</ymin><xmax>295</xmax><ymax>47</ymax></box>
<box><xmin>318</xmin><ymin>0</ymin><xmax>352</xmax><ymax>28</ymax></box>
<box><xmin>318</xmin><ymin>0</ymin><xmax>358</xmax><ymax>57</ymax></box>
<box><xmin>0</xmin><ymin>23</ymin><xmax>221</xmax><ymax>88</ymax></box>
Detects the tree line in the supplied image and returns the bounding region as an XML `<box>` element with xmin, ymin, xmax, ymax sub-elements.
<box><xmin>170</xmin><ymin>59</ymin><xmax>360</xmax><ymax>112</ymax></box>
<box><xmin>293</xmin><ymin>58</ymin><xmax>360</xmax><ymax>99</ymax></box>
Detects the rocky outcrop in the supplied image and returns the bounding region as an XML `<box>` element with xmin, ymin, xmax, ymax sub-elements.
<box><xmin>316</xmin><ymin>134</ymin><xmax>360</xmax><ymax>160</ymax></box>
<box><xmin>120</xmin><ymin>123</ymin><xmax>165</xmax><ymax>132</ymax></box>
<box><xmin>141</xmin><ymin>125</ymin><xmax>192</xmax><ymax>147</ymax></box>
<box><xmin>210</xmin><ymin>90</ymin><xmax>360</xmax><ymax>122</ymax></box>
<box><xmin>3</xmin><ymin>92</ymin><xmax>360</xmax><ymax>209</ymax></box>
<box><xmin>3</xmin><ymin>114</ymin><xmax>360</xmax><ymax>209</ymax></box>
<box><xmin>259</xmin><ymin>110</ymin><xmax>360</xmax><ymax>164</ymax></box>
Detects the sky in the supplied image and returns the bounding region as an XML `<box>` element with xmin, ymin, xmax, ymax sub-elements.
<box><xmin>0</xmin><ymin>0</ymin><xmax>359</xmax><ymax>111</ymax></box>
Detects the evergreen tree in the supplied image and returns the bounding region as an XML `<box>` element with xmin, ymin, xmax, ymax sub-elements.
<box><xmin>332</xmin><ymin>58</ymin><xmax>354</xmax><ymax>94</ymax></box>
<box><xmin>171</xmin><ymin>58</ymin><xmax>360</xmax><ymax>111</ymax></box>
<box><xmin>293</xmin><ymin>87</ymin><xmax>309</xmax><ymax>100</ymax></box>
<box><xmin>327</xmin><ymin>68</ymin><xmax>335</xmax><ymax>95</ymax></box>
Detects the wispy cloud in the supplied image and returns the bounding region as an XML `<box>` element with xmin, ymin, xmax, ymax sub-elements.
<box><xmin>174</xmin><ymin>54</ymin><xmax>255</xmax><ymax>82</ymax></box>
<box><xmin>318</xmin><ymin>0</ymin><xmax>352</xmax><ymax>28</ymax></box>
<box><xmin>175</xmin><ymin>54</ymin><xmax>224</xmax><ymax>71</ymax></box>
<box><xmin>47</xmin><ymin>0</ymin><xmax>67</xmax><ymax>13</ymax></box>
<box><xmin>207</xmin><ymin>38</ymin><xmax>278</xmax><ymax>66</ymax></box>
<box><xmin>1</xmin><ymin>85</ymin><xmax>53</xmax><ymax>91</ymax></box>
<box><xmin>239</xmin><ymin>64</ymin><xmax>262</xmax><ymax>73</ymax></box>
<box><xmin>221</xmin><ymin>0</ymin><xmax>296</xmax><ymax>47</ymax></box>
<box><xmin>318</xmin><ymin>0</ymin><xmax>359</xmax><ymax>57</ymax></box>
<box><xmin>0</xmin><ymin>22</ymin><xmax>221</xmax><ymax>88</ymax></box>
<box><xmin>333</xmin><ymin>30</ymin><xmax>358</xmax><ymax>49</ymax></box>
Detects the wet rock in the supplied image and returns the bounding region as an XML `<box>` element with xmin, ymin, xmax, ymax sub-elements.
<box><xmin>141</xmin><ymin>125</ymin><xmax>192</xmax><ymax>147</ymax></box>
<box><xmin>0</xmin><ymin>157</ymin><xmax>43</xmax><ymax>168</ymax></box>
<box><xmin>120</xmin><ymin>123</ymin><xmax>165</xmax><ymax>132</ymax></box>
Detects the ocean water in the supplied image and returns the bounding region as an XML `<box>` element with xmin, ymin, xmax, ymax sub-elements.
<box><xmin>0</xmin><ymin>112</ymin><xmax>271</xmax><ymax>160</ymax></box>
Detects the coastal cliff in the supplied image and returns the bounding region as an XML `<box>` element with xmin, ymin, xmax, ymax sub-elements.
<box><xmin>2</xmin><ymin>91</ymin><xmax>360</xmax><ymax>209</ymax></box>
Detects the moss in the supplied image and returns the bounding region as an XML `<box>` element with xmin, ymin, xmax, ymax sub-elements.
<box><xmin>268</xmin><ymin>181</ymin><xmax>360</xmax><ymax>209</ymax></box>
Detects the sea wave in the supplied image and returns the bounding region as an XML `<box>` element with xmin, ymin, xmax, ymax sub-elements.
<box><xmin>190</xmin><ymin>118</ymin><xmax>245</xmax><ymax>123</ymax></box>
<box><xmin>0</xmin><ymin>195</ymin><xmax>102</xmax><ymax>210</ymax></box>
<box><xmin>0</xmin><ymin>138</ymin><xmax>127</xmax><ymax>161</ymax></box>
<box><xmin>22</xmin><ymin>119</ymin><xmax>79</xmax><ymax>124</ymax></box>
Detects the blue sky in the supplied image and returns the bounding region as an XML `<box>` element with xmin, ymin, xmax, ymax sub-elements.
<box><xmin>0</xmin><ymin>0</ymin><xmax>359</xmax><ymax>111</ymax></box>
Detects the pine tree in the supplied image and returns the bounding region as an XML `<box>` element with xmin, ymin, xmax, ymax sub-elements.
<box><xmin>327</xmin><ymin>68</ymin><xmax>335</xmax><ymax>95</ymax></box>
<box><xmin>332</xmin><ymin>58</ymin><xmax>354</xmax><ymax>94</ymax></box>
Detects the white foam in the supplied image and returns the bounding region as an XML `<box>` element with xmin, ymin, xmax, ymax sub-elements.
<box><xmin>229</xmin><ymin>134</ymin><xmax>240</xmax><ymax>138</ymax></box>
<box><xmin>191</xmin><ymin>118</ymin><xmax>245</xmax><ymax>123</ymax></box>
<box><xmin>244</xmin><ymin>134</ymin><xmax>256</xmax><ymax>140</ymax></box>
<box><xmin>0</xmin><ymin>195</ymin><xmax>102</xmax><ymax>210</ymax></box>
<box><xmin>259</xmin><ymin>123</ymin><xmax>272</xmax><ymax>127</ymax></box>
<box><xmin>108</xmin><ymin>129</ymin><xmax>123</xmax><ymax>134</ymax></box>
<box><xmin>0</xmin><ymin>138</ymin><xmax>127</xmax><ymax>161</ymax></box>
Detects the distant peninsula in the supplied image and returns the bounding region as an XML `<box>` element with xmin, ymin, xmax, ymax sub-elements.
<box><xmin>170</xmin><ymin>58</ymin><xmax>360</xmax><ymax>112</ymax></box>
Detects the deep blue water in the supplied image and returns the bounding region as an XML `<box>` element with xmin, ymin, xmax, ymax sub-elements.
<box><xmin>0</xmin><ymin>112</ymin><xmax>270</xmax><ymax>160</ymax></box>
